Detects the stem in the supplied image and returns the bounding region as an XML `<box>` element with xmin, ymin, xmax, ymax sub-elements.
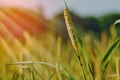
<box><xmin>77</xmin><ymin>55</ymin><xmax>86</xmax><ymax>80</ymax></box>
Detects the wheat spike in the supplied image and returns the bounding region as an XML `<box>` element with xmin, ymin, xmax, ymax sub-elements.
<box><xmin>64</xmin><ymin>7</ymin><xmax>78</xmax><ymax>53</ymax></box>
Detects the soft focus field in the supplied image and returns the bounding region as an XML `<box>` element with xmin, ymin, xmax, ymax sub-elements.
<box><xmin>0</xmin><ymin>6</ymin><xmax>120</xmax><ymax>80</ymax></box>
<box><xmin>0</xmin><ymin>25</ymin><xmax>120</xmax><ymax>80</ymax></box>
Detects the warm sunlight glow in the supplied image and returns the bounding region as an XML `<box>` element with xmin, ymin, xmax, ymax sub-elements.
<box><xmin>0</xmin><ymin>7</ymin><xmax>48</xmax><ymax>42</ymax></box>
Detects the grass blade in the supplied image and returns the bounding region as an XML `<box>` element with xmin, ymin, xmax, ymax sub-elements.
<box><xmin>31</xmin><ymin>71</ymin><xmax>35</xmax><ymax>80</ymax></box>
<box><xmin>102</xmin><ymin>37</ymin><xmax>120</xmax><ymax>71</ymax></box>
<box><xmin>62</xmin><ymin>70</ymin><xmax>75</xmax><ymax>80</ymax></box>
<box><xmin>113</xmin><ymin>19</ymin><xmax>120</xmax><ymax>26</ymax></box>
<box><xmin>11</xmin><ymin>70</ymin><xmax>20</xmax><ymax>80</ymax></box>
<box><xmin>73</xmin><ymin>24</ymin><xmax>94</xmax><ymax>80</ymax></box>
<box><xmin>48</xmin><ymin>72</ymin><xmax>56</xmax><ymax>80</ymax></box>
<box><xmin>102</xmin><ymin>19</ymin><xmax>120</xmax><ymax>72</ymax></box>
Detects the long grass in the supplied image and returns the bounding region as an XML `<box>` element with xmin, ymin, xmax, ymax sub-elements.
<box><xmin>0</xmin><ymin>3</ymin><xmax>120</xmax><ymax>80</ymax></box>
<box><xmin>0</xmin><ymin>21</ymin><xmax>120</xmax><ymax>80</ymax></box>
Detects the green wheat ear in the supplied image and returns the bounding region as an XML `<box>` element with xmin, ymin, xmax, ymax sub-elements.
<box><xmin>102</xmin><ymin>19</ymin><xmax>120</xmax><ymax>72</ymax></box>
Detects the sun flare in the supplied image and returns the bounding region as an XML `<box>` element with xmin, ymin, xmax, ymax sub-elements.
<box><xmin>0</xmin><ymin>7</ymin><xmax>48</xmax><ymax>41</ymax></box>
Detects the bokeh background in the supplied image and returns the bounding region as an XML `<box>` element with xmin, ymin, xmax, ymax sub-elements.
<box><xmin>0</xmin><ymin>0</ymin><xmax>120</xmax><ymax>80</ymax></box>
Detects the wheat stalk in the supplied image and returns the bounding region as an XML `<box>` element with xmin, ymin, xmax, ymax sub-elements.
<box><xmin>64</xmin><ymin>5</ymin><xmax>87</xmax><ymax>80</ymax></box>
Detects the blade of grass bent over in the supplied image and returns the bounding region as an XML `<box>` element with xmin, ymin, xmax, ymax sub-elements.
<box><xmin>102</xmin><ymin>19</ymin><xmax>120</xmax><ymax>72</ymax></box>
<box><xmin>113</xmin><ymin>19</ymin><xmax>120</xmax><ymax>26</ymax></box>
<box><xmin>102</xmin><ymin>36</ymin><xmax>120</xmax><ymax>72</ymax></box>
